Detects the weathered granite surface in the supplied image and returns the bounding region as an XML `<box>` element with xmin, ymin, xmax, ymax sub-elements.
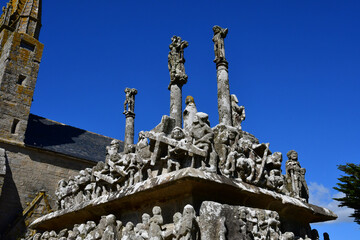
<box><xmin>30</xmin><ymin>168</ymin><xmax>336</xmax><ymax>232</ymax></box>
<box><xmin>26</xmin><ymin>201</ymin><xmax>325</xmax><ymax>240</ymax></box>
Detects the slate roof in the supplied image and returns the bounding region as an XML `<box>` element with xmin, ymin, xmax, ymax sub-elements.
<box><xmin>24</xmin><ymin>114</ymin><xmax>123</xmax><ymax>163</ymax></box>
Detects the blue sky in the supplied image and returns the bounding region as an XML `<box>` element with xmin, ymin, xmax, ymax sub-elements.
<box><xmin>9</xmin><ymin>0</ymin><xmax>360</xmax><ymax>238</ymax></box>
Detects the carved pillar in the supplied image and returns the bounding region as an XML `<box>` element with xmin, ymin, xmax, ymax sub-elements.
<box><xmin>124</xmin><ymin>111</ymin><xmax>135</xmax><ymax>150</ymax></box>
<box><xmin>123</xmin><ymin>88</ymin><xmax>137</xmax><ymax>151</ymax></box>
<box><xmin>170</xmin><ymin>84</ymin><xmax>183</xmax><ymax>128</ymax></box>
<box><xmin>213</xmin><ymin>26</ymin><xmax>232</xmax><ymax>126</ymax></box>
<box><xmin>168</xmin><ymin>36</ymin><xmax>188</xmax><ymax>128</ymax></box>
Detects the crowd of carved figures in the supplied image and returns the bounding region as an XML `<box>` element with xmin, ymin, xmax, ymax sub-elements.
<box><xmin>25</xmin><ymin>204</ymin><xmax>325</xmax><ymax>240</ymax></box>
<box><xmin>55</xmin><ymin>94</ymin><xmax>308</xmax><ymax>210</ymax></box>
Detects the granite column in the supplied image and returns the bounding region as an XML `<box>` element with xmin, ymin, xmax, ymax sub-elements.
<box><xmin>213</xmin><ymin>26</ymin><xmax>232</xmax><ymax>126</ymax></box>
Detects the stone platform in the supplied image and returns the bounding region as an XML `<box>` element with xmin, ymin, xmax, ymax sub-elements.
<box><xmin>30</xmin><ymin>168</ymin><xmax>336</xmax><ymax>232</ymax></box>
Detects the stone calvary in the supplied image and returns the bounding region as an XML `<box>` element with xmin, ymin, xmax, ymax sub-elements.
<box><xmin>26</xmin><ymin>26</ymin><xmax>336</xmax><ymax>240</ymax></box>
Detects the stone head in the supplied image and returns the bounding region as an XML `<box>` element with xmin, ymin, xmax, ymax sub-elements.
<box><xmin>41</xmin><ymin>231</ymin><xmax>49</xmax><ymax>239</ymax></box>
<box><xmin>33</xmin><ymin>233</ymin><xmax>42</xmax><ymax>240</ymax></box>
<box><xmin>271</xmin><ymin>152</ymin><xmax>283</xmax><ymax>167</ymax></box>
<box><xmin>152</xmin><ymin>206</ymin><xmax>162</xmax><ymax>216</ymax></box>
<box><xmin>228</xmin><ymin>129</ymin><xmax>237</xmax><ymax>141</ymax></box>
<box><xmin>142</xmin><ymin>213</ymin><xmax>150</xmax><ymax>225</ymax></box>
<box><xmin>58</xmin><ymin>179</ymin><xmax>67</xmax><ymax>188</ymax></box>
<box><xmin>282</xmin><ymin>232</ymin><xmax>295</xmax><ymax>240</ymax></box>
<box><xmin>138</xmin><ymin>131</ymin><xmax>146</xmax><ymax>140</ymax></box>
<box><xmin>257</xmin><ymin>211</ymin><xmax>265</xmax><ymax>221</ymax></box>
<box><xmin>183</xmin><ymin>204</ymin><xmax>195</xmax><ymax>217</ymax></box>
<box><xmin>173</xmin><ymin>212</ymin><xmax>182</xmax><ymax>224</ymax></box>
<box><xmin>106</xmin><ymin>214</ymin><xmax>116</xmax><ymax>226</ymax></box>
<box><xmin>49</xmin><ymin>231</ymin><xmax>56</xmax><ymax>237</ymax></box>
<box><xmin>213</xmin><ymin>25</ymin><xmax>221</xmax><ymax>34</ymax></box>
<box><xmin>286</xmin><ymin>150</ymin><xmax>298</xmax><ymax>161</ymax></box>
<box><xmin>195</xmin><ymin>112</ymin><xmax>210</xmax><ymax>126</ymax></box>
<box><xmin>99</xmin><ymin>216</ymin><xmax>107</xmax><ymax>229</ymax></box>
<box><xmin>171</xmin><ymin>127</ymin><xmax>185</xmax><ymax>140</ymax></box>
<box><xmin>110</xmin><ymin>140</ymin><xmax>120</xmax><ymax>150</ymax></box>
<box><xmin>86</xmin><ymin>221</ymin><xmax>96</xmax><ymax>232</ymax></box>
<box><xmin>239</xmin><ymin>208</ymin><xmax>248</xmax><ymax>220</ymax></box>
<box><xmin>126</xmin><ymin>222</ymin><xmax>134</xmax><ymax>231</ymax></box>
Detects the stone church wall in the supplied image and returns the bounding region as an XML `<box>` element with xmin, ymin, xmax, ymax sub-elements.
<box><xmin>0</xmin><ymin>142</ymin><xmax>95</xmax><ymax>237</ymax></box>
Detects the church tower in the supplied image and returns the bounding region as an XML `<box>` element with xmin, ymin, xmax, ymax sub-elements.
<box><xmin>0</xmin><ymin>0</ymin><xmax>43</xmax><ymax>144</ymax></box>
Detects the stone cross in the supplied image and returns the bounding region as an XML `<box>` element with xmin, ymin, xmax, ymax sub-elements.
<box><xmin>168</xmin><ymin>36</ymin><xmax>189</xmax><ymax>128</ymax></box>
<box><xmin>123</xmin><ymin>88</ymin><xmax>137</xmax><ymax>152</ymax></box>
<box><xmin>213</xmin><ymin>25</ymin><xmax>232</xmax><ymax>126</ymax></box>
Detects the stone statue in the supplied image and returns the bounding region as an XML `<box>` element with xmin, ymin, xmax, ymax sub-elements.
<box><xmin>285</xmin><ymin>150</ymin><xmax>309</xmax><ymax>201</ymax></box>
<box><xmin>168</xmin><ymin>36</ymin><xmax>189</xmax><ymax>89</ymax></box>
<box><xmin>106</xmin><ymin>140</ymin><xmax>121</xmax><ymax>164</ymax></box>
<box><xmin>263</xmin><ymin>152</ymin><xmax>285</xmax><ymax>193</ymax></box>
<box><xmin>212</xmin><ymin>26</ymin><xmax>228</xmax><ymax>63</ymax></box>
<box><xmin>122</xmin><ymin>222</ymin><xmax>136</xmax><ymax>240</ymax></box>
<box><xmin>189</xmin><ymin>112</ymin><xmax>216</xmax><ymax>171</ymax></box>
<box><xmin>231</xmin><ymin>94</ymin><xmax>245</xmax><ymax>130</ymax></box>
<box><xmin>136</xmin><ymin>131</ymin><xmax>151</xmax><ymax>160</ymax></box>
<box><xmin>55</xmin><ymin>179</ymin><xmax>68</xmax><ymax>209</ymax></box>
<box><xmin>183</xmin><ymin>96</ymin><xmax>198</xmax><ymax>132</ymax></box>
<box><xmin>124</xmin><ymin>88</ymin><xmax>138</xmax><ymax>113</ymax></box>
<box><xmin>149</xmin><ymin>206</ymin><xmax>164</xmax><ymax>240</ymax></box>
<box><xmin>176</xmin><ymin>205</ymin><xmax>199</xmax><ymax>240</ymax></box>
<box><xmin>136</xmin><ymin>213</ymin><xmax>150</xmax><ymax>239</ymax></box>
<box><xmin>101</xmin><ymin>214</ymin><xmax>119</xmax><ymax>240</ymax></box>
<box><xmin>235</xmin><ymin>139</ymin><xmax>256</xmax><ymax>182</ymax></box>
<box><xmin>163</xmin><ymin>127</ymin><xmax>187</xmax><ymax>172</ymax></box>
<box><xmin>172</xmin><ymin>212</ymin><xmax>182</xmax><ymax>240</ymax></box>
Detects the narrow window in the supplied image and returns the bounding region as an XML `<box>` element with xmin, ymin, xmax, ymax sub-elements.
<box><xmin>17</xmin><ymin>75</ymin><xmax>26</xmax><ymax>85</ymax></box>
<box><xmin>20</xmin><ymin>40</ymin><xmax>35</xmax><ymax>51</ymax></box>
<box><xmin>11</xmin><ymin>119</ymin><xmax>19</xmax><ymax>134</ymax></box>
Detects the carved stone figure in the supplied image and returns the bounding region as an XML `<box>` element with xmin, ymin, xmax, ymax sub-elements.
<box><xmin>172</xmin><ymin>212</ymin><xmax>182</xmax><ymax>240</ymax></box>
<box><xmin>189</xmin><ymin>112</ymin><xmax>217</xmax><ymax>171</ymax></box>
<box><xmin>122</xmin><ymin>222</ymin><xmax>136</xmax><ymax>240</ymax></box>
<box><xmin>149</xmin><ymin>206</ymin><xmax>163</xmax><ymax>240</ymax></box>
<box><xmin>168</xmin><ymin>36</ymin><xmax>189</xmax><ymax>88</ymax></box>
<box><xmin>168</xmin><ymin>36</ymin><xmax>188</xmax><ymax>127</ymax></box>
<box><xmin>136</xmin><ymin>131</ymin><xmax>151</xmax><ymax>160</ymax></box>
<box><xmin>183</xmin><ymin>96</ymin><xmax>197</xmax><ymax>132</ymax></box>
<box><xmin>231</xmin><ymin>94</ymin><xmax>245</xmax><ymax>130</ymax></box>
<box><xmin>124</xmin><ymin>88</ymin><xmax>138</xmax><ymax>113</ymax></box>
<box><xmin>263</xmin><ymin>152</ymin><xmax>285</xmax><ymax>192</ymax></box>
<box><xmin>268</xmin><ymin>212</ymin><xmax>281</xmax><ymax>240</ymax></box>
<box><xmin>176</xmin><ymin>205</ymin><xmax>199</xmax><ymax>240</ymax></box>
<box><xmin>106</xmin><ymin>140</ymin><xmax>121</xmax><ymax>164</ymax></box>
<box><xmin>285</xmin><ymin>150</ymin><xmax>309</xmax><ymax>201</ymax></box>
<box><xmin>55</xmin><ymin>179</ymin><xmax>68</xmax><ymax>209</ymax></box>
<box><xmin>212</xmin><ymin>26</ymin><xmax>228</xmax><ymax>63</ymax></box>
<box><xmin>236</xmin><ymin>139</ymin><xmax>256</xmax><ymax>182</ymax></box>
<box><xmin>101</xmin><ymin>214</ymin><xmax>118</xmax><ymax>240</ymax></box>
<box><xmin>163</xmin><ymin>127</ymin><xmax>187</xmax><ymax>172</ymax></box>
<box><xmin>136</xmin><ymin>213</ymin><xmax>150</xmax><ymax>239</ymax></box>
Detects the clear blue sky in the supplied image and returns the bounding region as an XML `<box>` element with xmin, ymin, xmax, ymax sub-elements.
<box><xmin>11</xmin><ymin>0</ymin><xmax>360</xmax><ymax>238</ymax></box>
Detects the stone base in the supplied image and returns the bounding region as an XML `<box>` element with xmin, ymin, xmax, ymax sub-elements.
<box><xmin>30</xmin><ymin>168</ymin><xmax>336</xmax><ymax>232</ymax></box>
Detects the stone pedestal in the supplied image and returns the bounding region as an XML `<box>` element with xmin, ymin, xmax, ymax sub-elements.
<box><xmin>30</xmin><ymin>168</ymin><xmax>336</xmax><ymax>232</ymax></box>
<box><xmin>170</xmin><ymin>83</ymin><xmax>183</xmax><ymax>128</ymax></box>
<box><xmin>124</xmin><ymin>111</ymin><xmax>135</xmax><ymax>150</ymax></box>
<box><xmin>216</xmin><ymin>61</ymin><xmax>232</xmax><ymax>126</ymax></box>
